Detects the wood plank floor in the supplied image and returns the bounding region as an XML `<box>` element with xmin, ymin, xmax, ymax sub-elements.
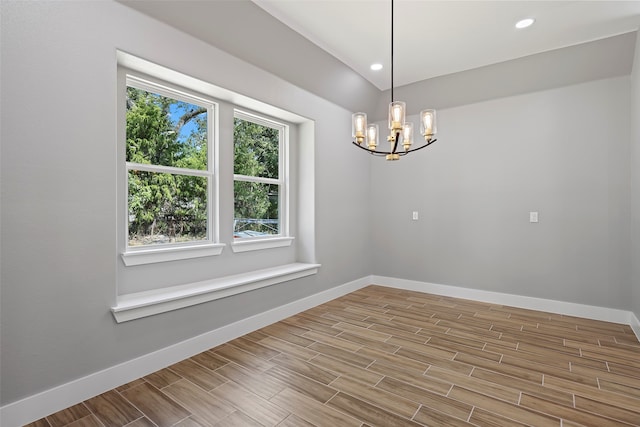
<box><xmin>26</xmin><ymin>285</ymin><xmax>640</xmax><ymax>427</ymax></box>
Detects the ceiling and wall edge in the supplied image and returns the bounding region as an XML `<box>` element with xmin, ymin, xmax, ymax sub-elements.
<box><xmin>119</xmin><ymin>0</ymin><xmax>636</xmax><ymax>120</ymax></box>
<box><xmin>375</xmin><ymin>31</ymin><xmax>637</xmax><ymax>121</ymax></box>
<box><xmin>117</xmin><ymin>0</ymin><xmax>381</xmax><ymax>115</ymax></box>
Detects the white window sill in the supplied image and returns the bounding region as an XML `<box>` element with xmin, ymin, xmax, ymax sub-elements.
<box><xmin>121</xmin><ymin>243</ymin><xmax>226</xmax><ymax>266</ymax></box>
<box><xmin>111</xmin><ymin>262</ymin><xmax>321</xmax><ymax>323</ymax></box>
<box><xmin>231</xmin><ymin>236</ymin><xmax>294</xmax><ymax>253</ymax></box>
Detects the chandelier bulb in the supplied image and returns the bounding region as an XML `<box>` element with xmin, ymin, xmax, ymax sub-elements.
<box><xmin>352</xmin><ymin>112</ymin><xmax>367</xmax><ymax>144</ymax></box>
<box><xmin>420</xmin><ymin>109</ymin><xmax>437</xmax><ymax>140</ymax></box>
<box><xmin>402</xmin><ymin>122</ymin><xmax>413</xmax><ymax>151</ymax></box>
<box><xmin>389</xmin><ymin>101</ymin><xmax>406</xmax><ymax>131</ymax></box>
<box><xmin>366</xmin><ymin>124</ymin><xmax>379</xmax><ymax>150</ymax></box>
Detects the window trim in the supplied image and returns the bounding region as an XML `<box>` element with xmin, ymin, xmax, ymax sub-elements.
<box><xmin>112</xmin><ymin>262</ymin><xmax>320</xmax><ymax>322</ymax></box>
<box><xmin>121</xmin><ymin>74</ymin><xmax>222</xmax><ymax>265</ymax></box>
<box><xmin>230</xmin><ymin>236</ymin><xmax>294</xmax><ymax>253</ymax></box>
<box><xmin>121</xmin><ymin>243</ymin><xmax>226</xmax><ymax>266</ymax></box>
<box><xmin>231</xmin><ymin>110</ymin><xmax>290</xmax><ymax>248</ymax></box>
<box><xmin>114</xmin><ymin>52</ymin><xmax>317</xmax><ymax>322</ymax></box>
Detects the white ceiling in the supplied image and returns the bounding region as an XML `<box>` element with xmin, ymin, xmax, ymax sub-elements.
<box><xmin>254</xmin><ymin>1</ymin><xmax>640</xmax><ymax>90</ymax></box>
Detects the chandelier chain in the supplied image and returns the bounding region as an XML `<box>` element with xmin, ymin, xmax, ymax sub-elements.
<box><xmin>391</xmin><ymin>0</ymin><xmax>394</xmax><ymax>103</ymax></box>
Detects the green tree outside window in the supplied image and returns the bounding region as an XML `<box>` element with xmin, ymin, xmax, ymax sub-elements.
<box><xmin>126</xmin><ymin>86</ymin><xmax>208</xmax><ymax>246</ymax></box>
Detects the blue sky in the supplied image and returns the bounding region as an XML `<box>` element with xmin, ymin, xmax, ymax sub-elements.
<box><xmin>169</xmin><ymin>102</ymin><xmax>204</xmax><ymax>144</ymax></box>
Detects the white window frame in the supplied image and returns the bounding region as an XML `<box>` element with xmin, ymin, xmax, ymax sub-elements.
<box><xmin>231</xmin><ymin>110</ymin><xmax>293</xmax><ymax>253</ymax></box>
<box><xmin>113</xmin><ymin>52</ymin><xmax>318</xmax><ymax>323</ymax></box>
<box><xmin>121</xmin><ymin>74</ymin><xmax>223</xmax><ymax>266</ymax></box>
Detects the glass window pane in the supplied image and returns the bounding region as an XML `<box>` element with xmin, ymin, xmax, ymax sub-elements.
<box><xmin>126</xmin><ymin>86</ymin><xmax>207</xmax><ymax>170</ymax></box>
<box><xmin>234</xmin><ymin>117</ymin><xmax>279</xmax><ymax>179</ymax></box>
<box><xmin>128</xmin><ymin>170</ymin><xmax>208</xmax><ymax>246</ymax></box>
<box><xmin>233</xmin><ymin>181</ymin><xmax>279</xmax><ymax>238</ymax></box>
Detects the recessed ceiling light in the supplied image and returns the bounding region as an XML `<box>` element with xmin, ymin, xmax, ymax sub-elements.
<box><xmin>370</xmin><ymin>63</ymin><xmax>383</xmax><ymax>71</ymax></box>
<box><xmin>515</xmin><ymin>18</ymin><xmax>535</xmax><ymax>29</ymax></box>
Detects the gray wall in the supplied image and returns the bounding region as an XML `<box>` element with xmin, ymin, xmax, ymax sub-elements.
<box><xmin>371</xmin><ymin>77</ymin><xmax>632</xmax><ymax>309</ymax></box>
<box><xmin>0</xmin><ymin>1</ymin><xmax>371</xmax><ymax>405</ymax></box>
<box><xmin>632</xmin><ymin>32</ymin><xmax>640</xmax><ymax>319</ymax></box>
<box><xmin>1</xmin><ymin>0</ymin><xmax>638</xmax><ymax>410</ymax></box>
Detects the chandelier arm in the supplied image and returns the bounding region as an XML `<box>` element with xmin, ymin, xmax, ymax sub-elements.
<box><xmin>351</xmin><ymin>141</ymin><xmax>391</xmax><ymax>156</ymax></box>
<box><xmin>351</xmin><ymin>141</ymin><xmax>389</xmax><ymax>155</ymax></box>
<box><xmin>403</xmin><ymin>138</ymin><xmax>438</xmax><ymax>153</ymax></box>
<box><xmin>351</xmin><ymin>138</ymin><xmax>437</xmax><ymax>156</ymax></box>
<box><xmin>392</xmin><ymin>130</ymin><xmax>400</xmax><ymax>153</ymax></box>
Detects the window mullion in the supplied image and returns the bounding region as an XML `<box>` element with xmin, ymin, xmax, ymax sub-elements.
<box><xmin>233</xmin><ymin>174</ymin><xmax>280</xmax><ymax>185</ymax></box>
<box><xmin>127</xmin><ymin>162</ymin><xmax>211</xmax><ymax>178</ymax></box>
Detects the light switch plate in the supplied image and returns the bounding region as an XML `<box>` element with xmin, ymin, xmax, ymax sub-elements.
<box><xmin>530</xmin><ymin>212</ymin><xmax>539</xmax><ymax>223</ymax></box>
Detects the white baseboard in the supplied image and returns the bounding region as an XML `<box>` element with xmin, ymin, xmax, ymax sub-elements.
<box><xmin>373</xmin><ymin>275</ymin><xmax>640</xmax><ymax>338</ymax></box>
<box><xmin>3</xmin><ymin>274</ymin><xmax>638</xmax><ymax>427</ymax></box>
<box><xmin>0</xmin><ymin>276</ymin><xmax>371</xmax><ymax>427</ymax></box>
<box><xmin>630</xmin><ymin>312</ymin><xmax>640</xmax><ymax>339</ymax></box>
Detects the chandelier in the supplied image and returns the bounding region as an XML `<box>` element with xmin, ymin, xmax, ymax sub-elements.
<box><xmin>352</xmin><ymin>0</ymin><xmax>438</xmax><ymax>161</ymax></box>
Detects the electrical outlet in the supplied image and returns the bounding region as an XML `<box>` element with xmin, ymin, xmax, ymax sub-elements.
<box><xmin>412</xmin><ymin>211</ymin><xmax>419</xmax><ymax>220</ymax></box>
<box><xmin>529</xmin><ymin>212</ymin><xmax>539</xmax><ymax>223</ymax></box>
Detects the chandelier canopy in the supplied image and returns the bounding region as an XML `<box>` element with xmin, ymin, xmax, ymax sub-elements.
<box><xmin>352</xmin><ymin>0</ymin><xmax>438</xmax><ymax>161</ymax></box>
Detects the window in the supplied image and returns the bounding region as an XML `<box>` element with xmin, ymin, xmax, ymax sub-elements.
<box><xmin>233</xmin><ymin>112</ymin><xmax>288</xmax><ymax>241</ymax></box>
<box><xmin>114</xmin><ymin>52</ymin><xmax>316</xmax><ymax>321</ymax></box>
<box><xmin>121</xmin><ymin>75</ymin><xmax>222</xmax><ymax>265</ymax></box>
